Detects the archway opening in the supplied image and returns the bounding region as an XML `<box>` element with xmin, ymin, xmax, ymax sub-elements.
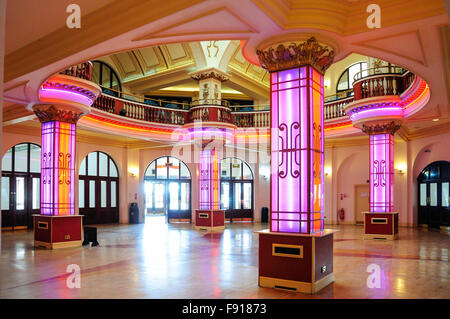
<box><xmin>143</xmin><ymin>156</ymin><xmax>191</xmax><ymax>223</ymax></box>
<box><xmin>417</xmin><ymin>161</ymin><xmax>450</xmax><ymax>230</ymax></box>
<box><xmin>219</xmin><ymin>157</ymin><xmax>254</xmax><ymax>222</ymax></box>
<box><xmin>79</xmin><ymin>151</ymin><xmax>120</xmax><ymax>225</ymax></box>
<box><xmin>1</xmin><ymin>143</ymin><xmax>41</xmax><ymax>230</ymax></box>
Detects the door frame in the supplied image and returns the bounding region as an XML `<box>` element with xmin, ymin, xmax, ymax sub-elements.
<box><xmin>354</xmin><ymin>183</ymin><xmax>370</xmax><ymax>225</ymax></box>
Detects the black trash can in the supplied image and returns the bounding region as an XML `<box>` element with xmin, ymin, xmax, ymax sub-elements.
<box><xmin>129</xmin><ymin>202</ymin><xmax>140</xmax><ymax>224</ymax></box>
<box><xmin>261</xmin><ymin>207</ymin><xmax>269</xmax><ymax>223</ymax></box>
<box><xmin>82</xmin><ymin>227</ymin><xmax>99</xmax><ymax>246</ymax></box>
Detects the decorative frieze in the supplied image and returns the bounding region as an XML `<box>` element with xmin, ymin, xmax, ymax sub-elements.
<box><xmin>256</xmin><ymin>37</ymin><xmax>335</xmax><ymax>74</ymax></box>
<box><xmin>361</xmin><ymin>121</ymin><xmax>402</xmax><ymax>135</ymax></box>
<box><xmin>32</xmin><ymin>104</ymin><xmax>85</xmax><ymax>124</ymax></box>
<box><xmin>191</xmin><ymin>70</ymin><xmax>229</xmax><ymax>82</ymax></box>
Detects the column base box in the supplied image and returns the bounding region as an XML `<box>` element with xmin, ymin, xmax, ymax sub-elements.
<box><xmin>33</xmin><ymin>215</ymin><xmax>83</xmax><ymax>249</ymax></box>
<box><xmin>256</xmin><ymin>229</ymin><xmax>336</xmax><ymax>294</ymax></box>
<box><xmin>363</xmin><ymin>212</ymin><xmax>398</xmax><ymax>240</ymax></box>
<box><xmin>194</xmin><ymin>209</ymin><xmax>225</xmax><ymax>232</ymax></box>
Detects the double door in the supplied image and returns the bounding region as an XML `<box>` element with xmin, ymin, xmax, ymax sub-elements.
<box><xmin>220</xmin><ymin>181</ymin><xmax>253</xmax><ymax>220</ymax></box>
<box><xmin>1</xmin><ymin>173</ymin><xmax>40</xmax><ymax>230</ymax></box>
<box><xmin>418</xmin><ymin>181</ymin><xmax>450</xmax><ymax>229</ymax></box>
<box><xmin>79</xmin><ymin>177</ymin><xmax>119</xmax><ymax>225</ymax></box>
<box><xmin>144</xmin><ymin>180</ymin><xmax>191</xmax><ymax>221</ymax></box>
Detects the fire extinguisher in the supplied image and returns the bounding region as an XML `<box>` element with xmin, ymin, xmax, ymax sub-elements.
<box><xmin>339</xmin><ymin>208</ymin><xmax>345</xmax><ymax>221</ymax></box>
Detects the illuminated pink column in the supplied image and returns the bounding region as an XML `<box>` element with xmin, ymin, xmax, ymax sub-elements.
<box><xmin>369</xmin><ymin>133</ymin><xmax>394</xmax><ymax>212</ymax></box>
<box><xmin>270</xmin><ymin>65</ymin><xmax>325</xmax><ymax>234</ymax></box>
<box><xmin>255</xmin><ymin>37</ymin><xmax>336</xmax><ymax>294</ymax></box>
<box><xmin>31</xmin><ymin>73</ymin><xmax>101</xmax><ymax>249</ymax></box>
<box><xmin>345</xmin><ymin>93</ymin><xmax>403</xmax><ymax>239</ymax></box>
<box><xmin>199</xmin><ymin>149</ymin><xmax>220</xmax><ymax>210</ymax></box>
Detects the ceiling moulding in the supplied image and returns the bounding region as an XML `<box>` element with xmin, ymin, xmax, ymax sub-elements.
<box><xmin>352</xmin><ymin>30</ymin><xmax>427</xmax><ymax>66</ymax></box>
<box><xmin>160</xmin><ymin>43</ymin><xmax>194</xmax><ymax>67</ymax></box>
<box><xmin>324</xmin><ymin>136</ymin><xmax>369</xmax><ymax>149</ymax></box>
<box><xmin>132</xmin><ymin>7</ymin><xmax>258</xmax><ymax>41</ymax></box>
<box><xmin>5</xmin><ymin>0</ymin><xmax>205</xmax><ymax>83</ymax></box>
<box><xmin>252</xmin><ymin>0</ymin><xmax>446</xmax><ymax>35</ymax></box>
<box><xmin>133</xmin><ymin>47</ymin><xmax>166</xmax><ymax>75</ymax></box>
<box><xmin>3</xmin><ymin>81</ymin><xmax>32</xmax><ymax>105</ymax></box>
<box><xmin>405</xmin><ymin>121</ymin><xmax>450</xmax><ymax>140</ymax></box>
<box><xmin>110</xmin><ymin>51</ymin><xmax>144</xmax><ymax>80</ymax></box>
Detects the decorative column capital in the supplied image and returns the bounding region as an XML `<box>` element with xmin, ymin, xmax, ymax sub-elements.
<box><xmin>361</xmin><ymin>121</ymin><xmax>402</xmax><ymax>135</ymax></box>
<box><xmin>32</xmin><ymin>104</ymin><xmax>85</xmax><ymax>124</ymax></box>
<box><xmin>256</xmin><ymin>37</ymin><xmax>335</xmax><ymax>74</ymax></box>
<box><xmin>190</xmin><ymin>68</ymin><xmax>230</xmax><ymax>82</ymax></box>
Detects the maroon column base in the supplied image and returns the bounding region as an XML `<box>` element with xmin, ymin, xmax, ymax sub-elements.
<box><xmin>256</xmin><ymin>229</ymin><xmax>335</xmax><ymax>294</ymax></box>
<box><xmin>194</xmin><ymin>209</ymin><xmax>225</xmax><ymax>232</ymax></box>
<box><xmin>363</xmin><ymin>212</ymin><xmax>398</xmax><ymax>240</ymax></box>
<box><xmin>33</xmin><ymin>215</ymin><xmax>83</xmax><ymax>249</ymax></box>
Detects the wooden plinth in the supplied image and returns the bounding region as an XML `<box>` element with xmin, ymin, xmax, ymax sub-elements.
<box><xmin>194</xmin><ymin>209</ymin><xmax>225</xmax><ymax>232</ymax></box>
<box><xmin>363</xmin><ymin>212</ymin><xmax>398</xmax><ymax>240</ymax></box>
<box><xmin>256</xmin><ymin>229</ymin><xmax>336</xmax><ymax>294</ymax></box>
<box><xmin>33</xmin><ymin>215</ymin><xmax>83</xmax><ymax>249</ymax></box>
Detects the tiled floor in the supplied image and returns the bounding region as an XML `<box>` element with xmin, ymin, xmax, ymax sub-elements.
<box><xmin>0</xmin><ymin>216</ymin><xmax>449</xmax><ymax>299</ymax></box>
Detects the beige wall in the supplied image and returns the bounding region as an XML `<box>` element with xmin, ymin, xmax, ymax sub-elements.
<box><xmin>2</xmin><ymin>128</ymin><xmax>449</xmax><ymax>227</ymax></box>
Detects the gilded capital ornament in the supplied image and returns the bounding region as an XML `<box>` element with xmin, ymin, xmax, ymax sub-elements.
<box><xmin>361</xmin><ymin>121</ymin><xmax>402</xmax><ymax>135</ymax></box>
<box><xmin>256</xmin><ymin>37</ymin><xmax>335</xmax><ymax>74</ymax></box>
<box><xmin>191</xmin><ymin>70</ymin><xmax>229</xmax><ymax>82</ymax></box>
<box><xmin>32</xmin><ymin>104</ymin><xmax>85</xmax><ymax>124</ymax></box>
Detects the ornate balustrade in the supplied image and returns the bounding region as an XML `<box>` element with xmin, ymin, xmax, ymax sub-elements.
<box><xmin>324</xmin><ymin>96</ymin><xmax>353</xmax><ymax>120</ymax></box>
<box><xmin>60</xmin><ymin>62</ymin><xmax>93</xmax><ymax>81</ymax></box>
<box><xmin>63</xmin><ymin>61</ymin><xmax>398</xmax><ymax>128</ymax></box>
<box><xmin>92</xmin><ymin>94</ymin><xmax>187</xmax><ymax>126</ymax></box>
<box><xmin>232</xmin><ymin>111</ymin><xmax>270</xmax><ymax>127</ymax></box>
<box><xmin>187</xmin><ymin>105</ymin><xmax>233</xmax><ymax>124</ymax></box>
<box><xmin>353</xmin><ymin>67</ymin><xmax>412</xmax><ymax>100</ymax></box>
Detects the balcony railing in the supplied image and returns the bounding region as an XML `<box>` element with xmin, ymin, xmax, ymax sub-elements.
<box><xmin>63</xmin><ymin>62</ymin><xmax>398</xmax><ymax>129</ymax></box>
<box><xmin>60</xmin><ymin>61</ymin><xmax>93</xmax><ymax>81</ymax></box>
<box><xmin>93</xmin><ymin>94</ymin><xmax>187</xmax><ymax>126</ymax></box>
<box><xmin>353</xmin><ymin>66</ymin><xmax>411</xmax><ymax>100</ymax></box>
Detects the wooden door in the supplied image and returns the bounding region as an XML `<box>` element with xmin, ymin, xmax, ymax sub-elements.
<box><xmin>355</xmin><ymin>184</ymin><xmax>370</xmax><ymax>224</ymax></box>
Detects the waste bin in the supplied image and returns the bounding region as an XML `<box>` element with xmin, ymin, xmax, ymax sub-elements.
<box><xmin>129</xmin><ymin>202</ymin><xmax>140</xmax><ymax>224</ymax></box>
<box><xmin>82</xmin><ymin>227</ymin><xmax>99</xmax><ymax>246</ymax></box>
<box><xmin>261</xmin><ymin>207</ymin><xmax>269</xmax><ymax>223</ymax></box>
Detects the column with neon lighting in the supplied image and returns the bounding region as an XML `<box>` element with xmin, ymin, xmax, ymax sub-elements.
<box><xmin>193</xmin><ymin>145</ymin><xmax>225</xmax><ymax>232</ymax></box>
<box><xmin>31</xmin><ymin>73</ymin><xmax>101</xmax><ymax>249</ymax></box>
<box><xmin>186</xmin><ymin>68</ymin><xmax>234</xmax><ymax>232</ymax></box>
<box><xmin>344</xmin><ymin>91</ymin><xmax>404</xmax><ymax>240</ymax></box>
<box><xmin>255</xmin><ymin>37</ymin><xmax>337</xmax><ymax>294</ymax></box>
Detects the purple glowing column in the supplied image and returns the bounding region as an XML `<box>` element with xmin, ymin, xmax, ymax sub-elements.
<box><xmin>199</xmin><ymin>149</ymin><xmax>220</xmax><ymax>210</ymax></box>
<box><xmin>40</xmin><ymin>121</ymin><xmax>76</xmax><ymax>216</ymax></box>
<box><xmin>369</xmin><ymin>133</ymin><xmax>394</xmax><ymax>212</ymax></box>
<box><xmin>271</xmin><ymin>65</ymin><xmax>325</xmax><ymax>234</ymax></box>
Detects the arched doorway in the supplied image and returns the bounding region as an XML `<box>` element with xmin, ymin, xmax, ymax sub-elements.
<box><xmin>144</xmin><ymin>156</ymin><xmax>191</xmax><ymax>222</ymax></box>
<box><xmin>1</xmin><ymin>143</ymin><xmax>41</xmax><ymax>230</ymax></box>
<box><xmin>417</xmin><ymin>161</ymin><xmax>450</xmax><ymax>229</ymax></box>
<box><xmin>220</xmin><ymin>157</ymin><xmax>254</xmax><ymax>221</ymax></box>
<box><xmin>79</xmin><ymin>151</ymin><xmax>119</xmax><ymax>225</ymax></box>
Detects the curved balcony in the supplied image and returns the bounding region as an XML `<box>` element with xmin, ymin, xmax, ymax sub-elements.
<box><xmin>353</xmin><ymin>66</ymin><xmax>411</xmax><ymax>100</ymax></box>
<box><xmin>344</xmin><ymin>66</ymin><xmax>429</xmax><ymax>131</ymax></box>
<box><xmin>60</xmin><ymin>62</ymin><xmax>425</xmax><ymax>135</ymax></box>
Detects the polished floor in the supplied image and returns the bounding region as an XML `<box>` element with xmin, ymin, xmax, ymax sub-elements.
<box><xmin>0</xmin><ymin>216</ymin><xmax>449</xmax><ymax>299</ymax></box>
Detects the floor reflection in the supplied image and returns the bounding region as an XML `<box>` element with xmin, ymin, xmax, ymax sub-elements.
<box><xmin>0</xmin><ymin>223</ymin><xmax>449</xmax><ymax>299</ymax></box>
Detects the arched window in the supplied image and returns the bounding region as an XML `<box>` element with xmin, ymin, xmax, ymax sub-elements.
<box><xmin>144</xmin><ymin>156</ymin><xmax>191</xmax><ymax>222</ymax></box>
<box><xmin>220</xmin><ymin>158</ymin><xmax>254</xmax><ymax>221</ymax></box>
<box><xmin>92</xmin><ymin>61</ymin><xmax>122</xmax><ymax>97</ymax></box>
<box><xmin>417</xmin><ymin>161</ymin><xmax>450</xmax><ymax>229</ymax></box>
<box><xmin>1</xmin><ymin>143</ymin><xmax>41</xmax><ymax>230</ymax></box>
<box><xmin>336</xmin><ymin>62</ymin><xmax>368</xmax><ymax>92</ymax></box>
<box><xmin>79</xmin><ymin>151</ymin><xmax>119</xmax><ymax>225</ymax></box>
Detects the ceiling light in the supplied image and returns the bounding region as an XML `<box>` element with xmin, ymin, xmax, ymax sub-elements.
<box><xmin>432</xmin><ymin>118</ymin><xmax>439</xmax><ymax>122</ymax></box>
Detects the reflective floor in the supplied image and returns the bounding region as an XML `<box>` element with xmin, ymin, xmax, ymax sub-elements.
<box><xmin>0</xmin><ymin>216</ymin><xmax>449</xmax><ymax>299</ymax></box>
